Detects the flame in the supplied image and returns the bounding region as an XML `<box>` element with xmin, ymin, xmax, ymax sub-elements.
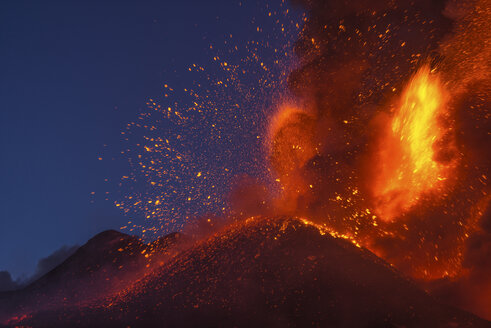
<box><xmin>372</xmin><ymin>66</ymin><xmax>455</xmax><ymax>221</ymax></box>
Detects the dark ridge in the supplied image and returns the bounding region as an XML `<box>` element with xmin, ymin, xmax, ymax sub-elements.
<box><xmin>0</xmin><ymin>229</ymin><xmax>183</xmax><ymax>325</ymax></box>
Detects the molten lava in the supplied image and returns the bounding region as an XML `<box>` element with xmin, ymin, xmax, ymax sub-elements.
<box><xmin>373</xmin><ymin>66</ymin><xmax>456</xmax><ymax>221</ymax></box>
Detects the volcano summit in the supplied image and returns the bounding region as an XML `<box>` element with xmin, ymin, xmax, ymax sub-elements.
<box><xmin>1</xmin><ymin>217</ymin><xmax>489</xmax><ymax>327</ymax></box>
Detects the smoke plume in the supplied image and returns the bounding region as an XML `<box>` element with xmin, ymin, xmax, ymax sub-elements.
<box><xmin>258</xmin><ymin>0</ymin><xmax>490</xmax><ymax>319</ymax></box>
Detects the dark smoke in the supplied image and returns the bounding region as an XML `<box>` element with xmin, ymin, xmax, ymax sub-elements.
<box><xmin>426</xmin><ymin>202</ymin><xmax>491</xmax><ymax>320</ymax></box>
<box><xmin>0</xmin><ymin>245</ymin><xmax>78</xmax><ymax>292</ymax></box>
<box><xmin>28</xmin><ymin>245</ymin><xmax>79</xmax><ymax>283</ymax></box>
<box><xmin>0</xmin><ymin>271</ymin><xmax>20</xmax><ymax>292</ymax></box>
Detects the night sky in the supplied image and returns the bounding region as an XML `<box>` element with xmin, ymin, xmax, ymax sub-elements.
<box><xmin>0</xmin><ymin>0</ymin><xmax>301</xmax><ymax>280</ymax></box>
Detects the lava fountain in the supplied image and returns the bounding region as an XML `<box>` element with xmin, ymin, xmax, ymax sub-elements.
<box><xmin>372</xmin><ymin>65</ymin><xmax>457</xmax><ymax>221</ymax></box>
<box><xmin>264</xmin><ymin>0</ymin><xmax>489</xmax><ymax>319</ymax></box>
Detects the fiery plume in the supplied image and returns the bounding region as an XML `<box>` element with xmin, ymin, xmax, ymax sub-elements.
<box><xmin>372</xmin><ymin>65</ymin><xmax>456</xmax><ymax>221</ymax></box>
<box><xmin>264</xmin><ymin>0</ymin><xmax>490</xmax><ymax>319</ymax></box>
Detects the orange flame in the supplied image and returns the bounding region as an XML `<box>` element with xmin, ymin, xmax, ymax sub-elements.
<box><xmin>372</xmin><ymin>66</ymin><xmax>455</xmax><ymax>221</ymax></box>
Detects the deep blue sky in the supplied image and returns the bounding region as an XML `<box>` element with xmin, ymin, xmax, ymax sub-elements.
<box><xmin>0</xmin><ymin>0</ymin><xmax>302</xmax><ymax>280</ymax></box>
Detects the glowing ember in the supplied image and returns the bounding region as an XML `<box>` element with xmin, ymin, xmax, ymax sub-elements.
<box><xmin>104</xmin><ymin>0</ymin><xmax>489</xmax><ymax>321</ymax></box>
<box><xmin>372</xmin><ymin>65</ymin><xmax>456</xmax><ymax>221</ymax></box>
<box><xmin>113</xmin><ymin>3</ymin><xmax>304</xmax><ymax>239</ymax></box>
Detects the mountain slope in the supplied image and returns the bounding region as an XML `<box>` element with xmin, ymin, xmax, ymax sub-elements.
<box><xmin>0</xmin><ymin>230</ymin><xmax>181</xmax><ymax>325</ymax></box>
<box><xmin>5</xmin><ymin>217</ymin><xmax>489</xmax><ymax>327</ymax></box>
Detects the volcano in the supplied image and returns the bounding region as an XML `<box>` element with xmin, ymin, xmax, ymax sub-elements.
<box><xmin>1</xmin><ymin>217</ymin><xmax>488</xmax><ymax>327</ymax></box>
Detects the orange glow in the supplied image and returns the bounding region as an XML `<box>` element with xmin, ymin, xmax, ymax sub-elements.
<box><xmin>267</xmin><ymin>103</ymin><xmax>316</xmax><ymax>175</ymax></box>
<box><xmin>267</xmin><ymin>103</ymin><xmax>317</xmax><ymax>213</ymax></box>
<box><xmin>299</xmin><ymin>218</ymin><xmax>361</xmax><ymax>248</ymax></box>
<box><xmin>372</xmin><ymin>66</ymin><xmax>454</xmax><ymax>221</ymax></box>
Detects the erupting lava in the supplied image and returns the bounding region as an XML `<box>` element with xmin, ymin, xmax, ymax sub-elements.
<box><xmin>106</xmin><ymin>0</ymin><xmax>490</xmax><ymax>322</ymax></box>
<box><xmin>1</xmin><ymin>0</ymin><xmax>490</xmax><ymax>325</ymax></box>
<box><xmin>373</xmin><ymin>66</ymin><xmax>456</xmax><ymax>221</ymax></box>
